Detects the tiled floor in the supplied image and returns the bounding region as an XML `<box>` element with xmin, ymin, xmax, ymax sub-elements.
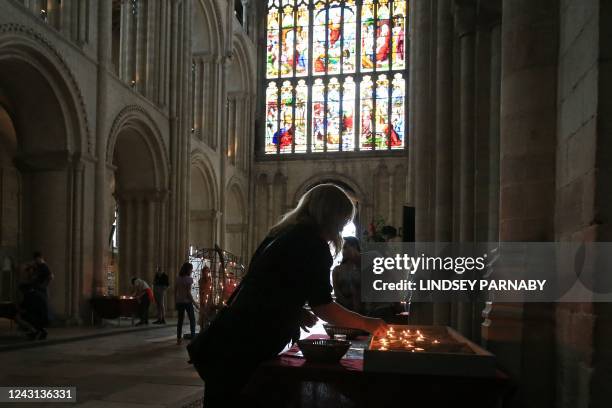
<box><xmin>0</xmin><ymin>326</ymin><xmax>204</xmax><ymax>407</ymax></box>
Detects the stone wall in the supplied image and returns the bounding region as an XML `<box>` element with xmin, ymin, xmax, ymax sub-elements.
<box><xmin>0</xmin><ymin>0</ymin><xmax>258</xmax><ymax>321</ymax></box>
<box><xmin>555</xmin><ymin>1</ymin><xmax>600</xmax><ymax>407</ymax></box>
<box><xmin>251</xmin><ymin>156</ymin><xmax>409</xmax><ymax>254</ymax></box>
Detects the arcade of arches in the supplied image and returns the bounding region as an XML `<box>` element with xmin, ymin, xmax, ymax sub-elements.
<box><xmin>0</xmin><ymin>1</ymin><xmax>611</xmax><ymax>407</ymax></box>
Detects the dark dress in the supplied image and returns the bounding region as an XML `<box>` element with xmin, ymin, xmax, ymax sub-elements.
<box><xmin>188</xmin><ymin>223</ymin><xmax>333</xmax><ymax>407</ymax></box>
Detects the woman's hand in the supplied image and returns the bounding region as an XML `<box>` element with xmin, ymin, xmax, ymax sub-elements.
<box><xmin>362</xmin><ymin>317</ymin><xmax>388</xmax><ymax>336</ymax></box>
<box><xmin>299</xmin><ymin>308</ymin><xmax>318</xmax><ymax>332</ymax></box>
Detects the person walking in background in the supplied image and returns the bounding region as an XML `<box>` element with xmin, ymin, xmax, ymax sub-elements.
<box><xmin>18</xmin><ymin>251</ymin><xmax>53</xmax><ymax>340</ymax></box>
<box><xmin>153</xmin><ymin>268</ymin><xmax>169</xmax><ymax>324</ymax></box>
<box><xmin>175</xmin><ymin>263</ymin><xmax>197</xmax><ymax>345</ymax></box>
<box><xmin>131</xmin><ymin>277</ymin><xmax>153</xmax><ymax>326</ymax></box>
<box><xmin>332</xmin><ymin>237</ymin><xmax>363</xmax><ymax>313</ymax></box>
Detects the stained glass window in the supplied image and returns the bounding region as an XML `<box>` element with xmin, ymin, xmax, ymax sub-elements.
<box><xmin>265</xmin><ymin>0</ymin><xmax>408</xmax><ymax>154</ymax></box>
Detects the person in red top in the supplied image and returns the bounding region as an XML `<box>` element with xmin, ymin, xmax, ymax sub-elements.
<box><xmin>131</xmin><ymin>277</ymin><xmax>153</xmax><ymax>326</ymax></box>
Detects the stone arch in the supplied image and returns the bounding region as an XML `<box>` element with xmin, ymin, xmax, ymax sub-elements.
<box><xmin>229</xmin><ymin>34</ymin><xmax>255</xmax><ymax>94</ymax></box>
<box><xmin>227</xmin><ymin>34</ymin><xmax>255</xmax><ymax>169</ymax></box>
<box><xmin>107</xmin><ymin>106</ymin><xmax>170</xmax><ymax>292</ymax></box>
<box><xmin>106</xmin><ymin>106</ymin><xmax>169</xmax><ymax>192</ymax></box>
<box><xmin>0</xmin><ymin>29</ymin><xmax>89</xmax><ymax>320</ymax></box>
<box><xmin>292</xmin><ymin>173</ymin><xmax>366</xmax><ymax>239</ymax></box>
<box><xmin>292</xmin><ymin>172</ymin><xmax>366</xmax><ymax>206</ymax></box>
<box><xmin>0</xmin><ymin>24</ymin><xmax>90</xmax><ymax>154</ymax></box>
<box><xmin>254</xmin><ymin>173</ymin><xmax>270</xmax><ymax>244</ymax></box>
<box><xmin>189</xmin><ymin>150</ymin><xmax>219</xmax><ymax>248</ymax></box>
<box><xmin>225</xmin><ymin>178</ymin><xmax>247</xmax><ymax>260</ymax></box>
<box><xmin>193</xmin><ymin>0</ymin><xmax>224</xmax><ymax>56</ymax></box>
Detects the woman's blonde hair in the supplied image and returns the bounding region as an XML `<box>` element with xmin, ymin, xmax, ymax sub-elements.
<box><xmin>269</xmin><ymin>183</ymin><xmax>355</xmax><ymax>255</ymax></box>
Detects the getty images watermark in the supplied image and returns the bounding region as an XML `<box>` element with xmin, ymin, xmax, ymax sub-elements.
<box><xmin>361</xmin><ymin>242</ymin><xmax>612</xmax><ymax>302</ymax></box>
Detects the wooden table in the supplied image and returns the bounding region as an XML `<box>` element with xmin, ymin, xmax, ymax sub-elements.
<box><xmin>245</xmin><ymin>335</ymin><xmax>514</xmax><ymax>408</ymax></box>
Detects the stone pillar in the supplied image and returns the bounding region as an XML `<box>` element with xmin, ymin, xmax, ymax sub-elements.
<box><xmin>488</xmin><ymin>21</ymin><xmax>501</xmax><ymax>243</ymax></box>
<box><xmin>433</xmin><ymin>0</ymin><xmax>454</xmax><ymax>326</ymax></box>
<box><xmin>146</xmin><ymin>199</ymin><xmax>155</xmax><ymax>283</ymax></box>
<box><xmin>413</xmin><ymin>0</ymin><xmax>433</xmax><ymax>242</ymax></box>
<box><xmin>60</xmin><ymin>0</ymin><xmax>72</xmax><ymax>37</ymax></box>
<box><xmin>482</xmin><ymin>1</ymin><xmax>559</xmax><ymax>407</ymax></box>
<box><xmin>455</xmin><ymin>0</ymin><xmax>476</xmax><ymax>243</ymax></box>
<box><xmin>93</xmin><ymin>0</ymin><xmax>113</xmax><ymax>297</ymax></box>
<box><xmin>406</xmin><ymin>0</ymin><xmax>417</xmax><ymax>206</ymax></box>
<box><xmin>118</xmin><ymin>198</ymin><xmax>131</xmax><ymax>293</ymax></box>
<box><xmin>454</xmin><ymin>0</ymin><xmax>476</xmax><ymax>337</ymax></box>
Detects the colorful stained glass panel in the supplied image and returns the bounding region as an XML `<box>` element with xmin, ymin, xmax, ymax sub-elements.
<box><xmin>266</xmin><ymin>7</ymin><xmax>280</xmax><ymax>78</ymax></box>
<box><xmin>312</xmin><ymin>79</ymin><xmax>326</xmax><ymax>151</ymax></box>
<box><xmin>360</xmin><ymin>76</ymin><xmax>374</xmax><ymax>149</ymax></box>
<box><xmin>327</xmin><ymin>1</ymin><xmax>342</xmax><ymax>75</ymax></box>
<box><xmin>295</xmin><ymin>4</ymin><xmax>310</xmax><ymax>77</ymax></box>
<box><xmin>361</xmin><ymin>0</ymin><xmax>375</xmax><ymax>72</ymax></box>
<box><xmin>375</xmin><ymin>74</ymin><xmax>389</xmax><ymax>149</ymax></box>
<box><xmin>342</xmin><ymin>77</ymin><xmax>356</xmax><ymax>151</ymax></box>
<box><xmin>327</xmin><ymin>77</ymin><xmax>341</xmax><ymax>151</ymax></box>
<box><xmin>265</xmin><ymin>82</ymin><xmax>279</xmax><ymax>154</ymax></box>
<box><xmin>342</xmin><ymin>0</ymin><xmax>357</xmax><ymax>73</ymax></box>
<box><xmin>295</xmin><ymin>80</ymin><xmax>309</xmax><ymax>152</ymax></box>
<box><xmin>313</xmin><ymin>2</ymin><xmax>327</xmax><ymax>76</ymax></box>
<box><xmin>279</xmin><ymin>81</ymin><xmax>294</xmax><ymax>153</ymax></box>
<box><xmin>280</xmin><ymin>4</ymin><xmax>295</xmax><ymax>77</ymax></box>
<box><xmin>392</xmin><ymin>0</ymin><xmax>406</xmax><ymax>69</ymax></box>
<box><xmin>391</xmin><ymin>73</ymin><xmax>405</xmax><ymax>149</ymax></box>
<box><xmin>376</xmin><ymin>0</ymin><xmax>391</xmax><ymax>70</ymax></box>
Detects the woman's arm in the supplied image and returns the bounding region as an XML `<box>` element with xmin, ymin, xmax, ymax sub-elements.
<box><xmin>311</xmin><ymin>301</ymin><xmax>387</xmax><ymax>335</ymax></box>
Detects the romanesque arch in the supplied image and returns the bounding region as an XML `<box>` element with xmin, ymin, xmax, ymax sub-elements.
<box><xmin>0</xmin><ymin>28</ymin><xmax>88</xmax><ymax>320</ymax></box>
<box><xmin>225</xmin><ymin>179</ymin><xmax>247</xmax><ymax>260</ymax></box>
<box><xmin>190</xmin><ymin>150</ymin><xmax>219</xmax><ymax>249</ymax></box>
<box><xmin>107</xmin><ymin>106</ymin><xmax>169</xmax><ymax>292</ymax></box>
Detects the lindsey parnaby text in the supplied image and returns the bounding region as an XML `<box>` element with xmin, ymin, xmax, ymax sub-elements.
<box><xmin>372</xmin><ymin>279</ymin><xmax>547</xmax><ymax>292</ymax></box>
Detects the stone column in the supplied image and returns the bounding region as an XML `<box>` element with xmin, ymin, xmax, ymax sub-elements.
<box><xmin>413</xmin><ymin>0</ymin><xmax>433</xmax><ymax>242</ymax></box>
<box><xmin>119</xmin><ymin>198</ymin><xmax>131</xmax><ymax>293</ymax></box>
<box><xmin>488</xmin><ymin>21</ymin><xmax>501</xmax><ymax>243</ymax></box>
<box><xmin>93</xmin><ymin>0</ymin><xmax>113</xmax><ymax>297</ymax></box>
<box><xmin>60</xmin><ymin>0</ymin><xmax>72</xmax><ymax>38</ymax></box>
<box><xmin>454</xmin><ymin>0</ymin><xmax>476</xmax><ymax>337</ymax></box>
<box><xmin>227</xmin><ymin>95</ymin><xmax>237</xmax><ymax>165</ymax></box>
<box><xmin>433</xmin><ymin>0</ymin><xmax>454</xmax><ymax>325</ymax></box>
<box><xmin>146</xmin><ymin>198</ymin><xmax>156</xmax><ymax>283</ymax></box>
<box><xmin>455</xmin><ymin>0</ymin><xmax>476</xmax><ymax>243</ymax></box>
<box><xmin>482</xmin><ymin>1</ymin><xmax>558</xmax><ymax>407</ymax></box>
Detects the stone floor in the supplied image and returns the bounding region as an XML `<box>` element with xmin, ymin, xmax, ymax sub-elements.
<box><xmin>0</xmin><ymin>326</ymin><xmax>204</xmax><ymax>407</ymax></box>
<box><xmin>0</xmin><ymin>317</ymin><xmax>180</xmax><ymax>351</ymax></box>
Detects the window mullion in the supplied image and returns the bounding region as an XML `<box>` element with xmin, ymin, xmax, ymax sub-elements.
<box><xmin>372</xmin><ymin>0</ymin><xmax>378</xmax><ymax>151</ymax></box>
<box><xmin>323</xmin><ymin>1</ymin><xmax>329</xmax><ymax>153</ymax></box>
<box><xmin>276</xmin><ymin>81</ymin><xmax>281</xmax><ymax>154</ymax></box>
<box><xmin>387</xmin><ymin>0</ymin><xmax>395</xmax><ymax>150</ymax></box>
<box><xmin>306</xmin><ymin>1</ymin><xmax>314</xmax><ymax>153</ymax></box>
<box><xmin>355</xmin><ymin>0</ymin><xmax>362</xmax><ymax>151</ymax></box>
<box><xmin>292</xmin><ymin>2</ymin><xmax>298</xmax><ymax>153</ymax></box>
<box><xmin>340</xmin><ymin>0</ymin><xmax>345</xmax><ymax>75</ymax></box>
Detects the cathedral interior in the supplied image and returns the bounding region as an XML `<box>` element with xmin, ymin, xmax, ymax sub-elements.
<box><xmin>0</xmin><ymin>0</ymin><xmax>611</xmax><ymax>407</ymax></box>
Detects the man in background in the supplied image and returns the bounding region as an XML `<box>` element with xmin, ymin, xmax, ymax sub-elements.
<box><xmin>153</xmin><ymin>268</ymin><xmax>169</xmax><ymax>324</ymax></box>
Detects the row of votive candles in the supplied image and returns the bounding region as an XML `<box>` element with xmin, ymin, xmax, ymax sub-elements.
<box><xmin>376</xmin><ymin>327</ymin><xmax>440</xmax><ymax>352</ymax></box>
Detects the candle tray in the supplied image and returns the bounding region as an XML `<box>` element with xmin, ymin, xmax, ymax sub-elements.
<box><xmin>363</xmin><ymin>325</ymin><xmax>496</xmax><ymax>377</ymax></box>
